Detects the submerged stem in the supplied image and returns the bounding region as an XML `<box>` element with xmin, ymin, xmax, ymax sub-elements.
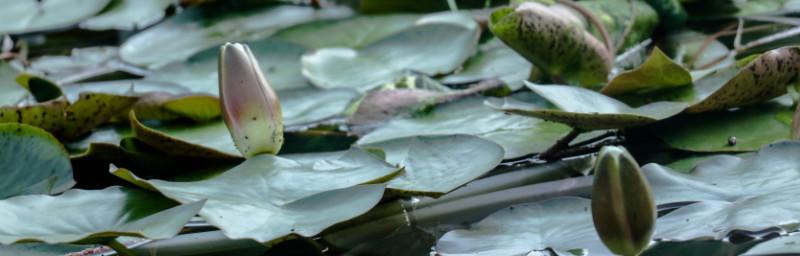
<box><xmin>539</xmin><ymin>129</ymin><xmax>581</xmax><ymax>161</ymax></box>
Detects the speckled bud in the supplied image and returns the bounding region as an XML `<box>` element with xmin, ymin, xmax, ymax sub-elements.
<box><xmin>219</xmin><ymin>42</ymin><xmax>283</xmax><ymax>157</ymax></box>
<box><xmin>591</xmin><ymin>146</ymin><xmax>655</xmax><ymax>256</ymax></box>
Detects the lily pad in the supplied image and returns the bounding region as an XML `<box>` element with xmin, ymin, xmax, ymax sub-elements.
<box><xmin>440</xmin><ymin>39</ymin><xmax>532</xmax><ymax>90</ymax></box>
<box><xmin>112</xmin><ymin>148</ymin><xmax>400</xmax><ymax>243</ymax></box>
<box><xmin>120</xmin><ymin>5</ymin><xmax>351</xmax><ymax>68</ymax></box>
<box><xmin>0</xmin><ymin>62</ymin><xmax>27</xmax><ymax>106</ymax></box>
<box><xmin>275</xmin><ymin>14</ymin><xmax>419</xmax><ymax>49</ymax></box>
<box><xmin>686</xmin><ymin>46</ymin><xmax>800</xmax><ymax>113</ymax></box>
<box><xmin>489</xmin><ymin>2</ymin><xmax>612</xmax><ymax>87</ymax></box>
<box><xmin>742</xmin><ymin>235</ymin><xmax>800</xmax><ymax>255</ymax></box>
<box><xmin>491</xmin><ymin>83</ymin><xmax>688</xmax><ymax>130</ymax></box>
<box><xmin>15</xmin><ymin>47</ymin><xmax>146</xmax><ymax>85</ymax></box>
<box><xmin>130</xmin><ymin>112</ymin><xmax>239</xmax><ymax>158</ymax></box>
<box><xmin>0</xmin><ymin>0</ymin><xmax>111</xmax><ymax>34</ymax></box>
<box><xmin>280</xmin><ymin>87</ymin><xmax>360</xmax><ymax>127</ymax></box>
<box><xmin>0</xmin><ymin>123</ymin><xmax>73</xmax><ymax>199</ymax></box>
<box><xmin>643</xmin><ymin>141</ymin><xmax>800</xmax><ymax>240</ymax></box>
<box><xmin>0</xmin><ymin>186</ymin><xmax>203</xmax><ymax>244</ymax></box>
<box><xmin>435</xmin><ymin>197</ymin><xmax>611</xmax><ymax>256</ymax></box>
<box><xmin>357</xmin><ymin>96</ymin><xmax>573</xmax><ymax>159</ymax></box>
<box><xmin>0</xmin><ymin>243</ymin><xmax>93</xmax><ymax>256</ymax></box>
<box><xmin>0</xmin><ymin>93</ymin><xmax>139</xmax><ymax>140</ymax></box>
<box><xmin>79</xmin><ymin>0</ymin><xmax>177</xmax><ymax>30</ymax></box>
<box><xmin>652</xmin><ymin>102</ymin><xmax>793</xmax><ymax>152</ymax></box>
<box><xmin>62</xmin><ymin>79</ymin><xmax>190</xmax><ymax>102</ymax></box>
<box><xmin>301</xmin><ymin>12</ymin><xmax>480</xmax><ymax>92</ymax></box>
<box><xmin>601</xmin><ymin>48</ymin><xmax>692</xmax><ymax>95</ymax></box>
<box><xmin>363</xmin><ymin>135</ymin><xmax>504</xmax><ymax>196</ymax></box>
<box><xmin>147</xmin><ymin>38</ymin><xmax>310</xmax><ymax>95</ymax></box>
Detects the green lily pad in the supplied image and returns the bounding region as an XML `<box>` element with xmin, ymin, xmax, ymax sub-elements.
<box><xmin>16</xmin><ymin>47</ymin><xmax>146</xmax><ymax>85</ymax></box>
<box><xmin>112</xmin><ymin>148</ymin><xmax>400</xmax><ymax>243</ymax></box>
<box><xmin>435</xmin><ymin>197</ymin><xmax>612</xmax><ymax>256</ymax></box>
<box><xmin>0</xmin><ymin>0</ymin><xmax>111</xmax><ymax>34</ymax></box>
<box><xmin>62</xmin><ymin>80</ymin><xmax>190</xmax><ymax>102</ymax></box>
<box><xmin>301</xmin><ymin>12</ymin><xmax>480</xmax><ymax>92</ymax></box>
<box><xmin>601</xmin><ymin>48</ymin><xmax>692</xmax><ymax>95</ymax></box>
<box><xmin>0</xmin><ymin>62</ymin><xmax>27</xmax><ymax>106</ymax></box>
<box><xmin>0</xmin><ymin>123</ymin><xmax>73</xmax><ymax>199</ymax></box>
<box><xmin>0</xmin><ymin>243</ymin><xmax>93</xmax><ymax>256</ymax></box>
<box><xmin>357</xmin><ymin>96</ymin><xmax>572</xmax><ymax>159</ymax></box>
<box><xmin>130</xmin><ymin>112</ymin><xmax>239</xmax><ymax>159</ymax></box>
<box><xmin>0</xmin><ymin>186</ymin><xmax>203</xmax><ymax>244</ymax></box>
<box><xmin>280</xmin><ymin>87</ymin><xmax>360</xmax><ymax>126</ymax></box>
<box><xmin>742</xmin><ymin>235</ymin><xmax>800</xmax><ymax>255</ymax></box>
<box><xmin>489</xmin><ymin>3</ymin><xmax>612</xmax><ymax>87</ymax></box>
<box><xmin>364</xmin><ymin>135</ymin><xmax>504</xmax><ymax>196</ymax></box>
<box><xmin>686</xmin><ymin>46</ymin><xmax>800</xmax><ymax>113</ymax></box>
<box><xmin>643</xmin><ymin>141</ymin><xmax>800</xmax><ymax>240</ymax></box>
<box><xmin>440</xmin><ymin>39</ymin><xmax>532</xmax><ymax>90</ymax></box>
<box><xmin>275</xmin><ymin>14</ymin><xmax>419</xmax><ymax>49</ymax></box>
<box><xmin>491</xmin><ymin>83</ymin><xmax>688</xmax><ymax>130</ymax></box>
<box><xmin>147</xmin><ymin>38</ymin><xmax>310</xmax><ymax>95</ymax></box>
<box><xmin>79</xmin><ymin>0</ymin><xmax>177</xmax><ymax>30</ymax></box>
<box><xmin>120</xmin><ymin>5</ymin><xmax>351</xmax><ymax>68</ymax></box>
<box><xmin>15</xmin><ymin>74</ymin><xmax>62</xmax><ymax>103</ymax></box>
<box><xmin>652</xmin><ymin>102</ymin><xmax>792</xmax><ymax>152</ymax></box>
<box><xmin>0</xmin><ymin>93</ymin><xmax>139</xmax><ymax>140</ymax></box>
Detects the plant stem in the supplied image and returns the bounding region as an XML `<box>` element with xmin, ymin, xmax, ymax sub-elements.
<box><xmin>107</xmin><ymin>239</ymin><xmax>137</xmax><ymax>256</ymax></box>
<box><xmin>539</xmin><ymin>129</ymin><xmax>581</xmax><ymax>161</ymax></box>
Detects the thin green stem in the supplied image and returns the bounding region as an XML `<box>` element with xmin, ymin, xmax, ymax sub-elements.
<box><xmin>107</xmin><ymin>239</ymin><xmax>136</xmax><ymax>256</ymax></box>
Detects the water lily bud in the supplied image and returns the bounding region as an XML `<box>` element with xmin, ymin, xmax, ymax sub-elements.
<box><xmin>591</xmin><ymin>146</ymin><xmax>655</xmax><ymax>256</ymax></box>
<box><xmin>219</xmin><ymin>42</ymin><xmax>283</xmax><ymax>157</ymax></box>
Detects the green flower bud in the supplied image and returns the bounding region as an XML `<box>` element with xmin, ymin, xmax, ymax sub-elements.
<box><xmin>219</xmin><ymin>42</ymin><xmax>283</xmax><ymax>157</ymax></box>
<box><xmin>591</xmin><ymin>146</ymin><xmax>655</xmax><ymax>256</ymax></box>
<box><xmin>488</xmin><ymin>2</ymin><xmax>612</xmax><ymax>87</ymax></box>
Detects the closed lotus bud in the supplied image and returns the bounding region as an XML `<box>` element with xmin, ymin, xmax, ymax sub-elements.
<box><xmin>591</xmin><ymin>146</ymin><xmax>655</xmax><ymax>256</ymax></box>
<box><xmin>219</xmin><ymin>42</ymin><xmax>283</xmax><ymax>157</ymax></box>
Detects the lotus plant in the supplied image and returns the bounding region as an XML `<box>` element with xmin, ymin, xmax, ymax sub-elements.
<box><xmin>591</xmin><ymin>146</ymin><xmax>655</xmax><ymax>256</ymax></box>
<box><xmin>218</xmin><ymin>42</ymin><xmax>283</xmax><ymax>157</ymax></box>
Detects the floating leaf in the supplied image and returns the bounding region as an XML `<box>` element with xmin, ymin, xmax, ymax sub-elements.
<box><xmin>0</xmin><ymin>93</ymin><xmax>138</xmax><ymax>140</ymax></box>
<box><xmin>61</xmin><ymin>80</ymin><xmax>190</xmax><ymax>102</ymax></box>
<box><xmin>275</xmin><ymin>14</ymin><xmax>419</xmax><ymax>49</ymax></box>
<box><xmin>357</xmin><ymin>96</ymin><xmax>572</xmax><ymax>159</ymax></box>
<box><xmin>490</xmin><ymin>83</ymin><xmax>688</xmax><ymax>130</ymax></box>
<box><xmin>440</xmin><ymin>39</ymin><xmax>533</xmax><ymax>90</ymax></box>
<box><xmin>0</xmin><ymin>0</ymin><xmax>111</xmax><ymax>34</ymax></box>
<box><xmin>435</xmin><ymin>197</ymin><xmax>612</xmax><ymax>256</ymax></box>
<box><xmin>652</xmin><ymin>102</ymin><xmax>792</xmax><ymax>152</ymax></box>
<box><xmin>130</xmin><ymin>112</ymin><xmax>240</xmax><ymax>159</ymax></box>
<box><xmin>601</xmin><ymin>48</ymin><xmax>692</xmax><ymax>95</ymax></box>
<box><xmin>112</xmin><ymin>148</ymin><xmax>400</xmax><ymax>243</ymax></box>
<box><xmin>147</xmin><ymin>38</ymin><xmax>310</xmax><ymax>95</ymax></box>
<box><xmin>301</xmin><ymin>12</ymin><xmax>480</xmax><ymax>92</ymax></box>
<box><xmin>79</xmin><ymin>0</ymin><xmax>177</xmax><ymax>30</ymax></box>
<box><xmin>0</xmin><ymin>63</ymin><xmax>27</xmax><ymax>106</ymax></box>
<box><xmin>643</xmin><ymin>141</ymin><xmax>800</xmax><ymax>240</ymax></box>
<box><xmin>686</xmin><ymin>46</ymin><xmax>800</xmax><ymax>113</ymax></box>
<box><xmin>489</xmin><ymin>2</ymin><xmax>612</xmax><ymax>87</ymax></box>
<box><xmin>0</xmin><ymin>243</ymin><xmax>93</xmax><ymax>256</ymax></box>
<box><xmin>14</xmin><ymin>47</ymin><xmax>143</xmax><ymax>85</ymax></box>
<box><xmin>0</xmin><ymin>186</ymin><xmax>203</xmax><ymax>244</ymax></box>
<box><xmin>120</xmin><ymin>5</ymin><xmax>351</xmax><ymax>68</ymax></box>
<box><xmin>0</xmin><ymin>123</ymin><xmax>73</xmax><ymax>199</ymax></box>
<box><xmin>15</xmin><ymin>74</ymin><xmax>62</xmax><ymax>103</ymax></box>
<box><xmin>364</xmin><ymin>135</ymin><xmax>504</xmax><ymax>196</ymax></box>
<box><xmin>742</xmin><ymin>235</ymin><xmax>800</xmax><ymax>255</ymax></box>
